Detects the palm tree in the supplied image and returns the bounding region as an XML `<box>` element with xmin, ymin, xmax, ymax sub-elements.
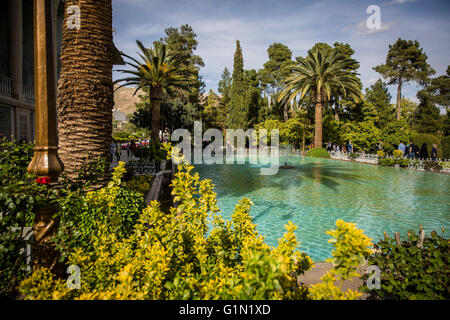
<box><xmin>114</xmin><ymin>40</ymin><xmax>190</xmax><ymax>144</ymax></box>
<box><xmin>57</xmin><ymin>0</ymin><xmax>115</xmax><ymax>180</ymax></box>
<box><xmin>279</xmin><ymin>49</ymin><xmax>362</xmax><ymax>148</ymax></box>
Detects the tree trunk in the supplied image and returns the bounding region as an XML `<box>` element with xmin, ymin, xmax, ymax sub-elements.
<box><xmin>150</xmin><ymin>86</ymin><xmax>163</xmax><ymax>144</ymax></box>
<box><xmin>314</xmin><ymin>101</ymin><xmax>323</xmax><ymax>148</ymax></box>
<box><xmin>57</xmin><ymin>0</ymin><xmax>114</xmax><ymax>180</ymax></box>
<box><xmin>283</xmin><ymin>101</ymin><xmax>289</xmax><ymax>121</ymax></box>
<box><xmin>302</xmin><ymin>125</ymin><xmax>306</xmax><ymax>154</ymax></box>
<box><xmin>396</xmin><ymin>77</ymin><xmax>402</xmax><ymax>120</ymax></box>
<box><xmin>334</xmin><ymin>101</ymin><xmax>340</xmax><ymax>121</ymax></box>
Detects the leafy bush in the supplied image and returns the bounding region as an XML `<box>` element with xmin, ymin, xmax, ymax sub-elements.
<box><xmin>442</xmin><ymin>136</ymin><xmax>450</xmax><ymax>160</ymax></box>
<box><xmin>123</xmin><ymin>175</ymin><xmax>154</xmax><ymax>196</ymax></box>
<box><xmin>411</xmin><ymin>133</ymin><xmax>442</xmax><ymax>159</ymax></box>
<box><xmin>306</xmin><ymin>148</ymin><xmax>330</xmax><ymax>159</ymax></box>
<box><xmin>423</xmin><ymin>160</ymin><xmax>443</xmax><ymax>172</ymax></box>
<box><xmin>53</xmin><ymin>162</ymin><xmax>145</xmax><ymax>260</ymax></box>
<box><xmin>361</xmin><ymin>229</ymin><xmax>449</xmax><ymax>300</ymax></box>
<box><xmin>377</xmin><ymin>150</ymin><xmax>385</xmax><ymax>158</ymax></box>
<box><xmin>132</xmin><ymin>141</ymin><xmax>165</xmax><ymax>164</ymax></box>
<box><xmin>378</xmin><ymin>158</ymin><xmax>396</xmax><ymax>167</ymax></box>
<box><xmin>309</xmin><ymin>220</ymin><xmax>373</xmax><ymax>300</ymax></box>
<box><xmin>349</xmin><ymin>152</ymin><xmax>359</xmax><ymax>161</ymax></box>
<box><xmin>19</xmin><ymin>144</ymin><xmax>373</xmax><ymax>300</ymax></box>
<box><xmin>0</xmin><ymin>139</ymin><xmax>58</xmax><ymax>298</ymax></box>
<box><xmin>393</xmin><ymin>150</ymin><xmax>403</xmax><ymax>160</ymax></box>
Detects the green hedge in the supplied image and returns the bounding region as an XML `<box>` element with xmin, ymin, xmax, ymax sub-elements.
<box><xmin>411</xmin><ymin>133</ymin><xmax>442</xmax><ymax>159</ymax></box>
<box><xmin>442</xmin><ymin>136</ymin><xmax>450</xmax><ymax>160</ymax></box>
<box><xmin>361</xmin><ymin>230</ymin><xmax>449</xmax><ymax>300</ymax></box>
<box><xmin>306</xmin><ymin>147</ymin><xmax>330</xmax><ymax>159</ymax></box>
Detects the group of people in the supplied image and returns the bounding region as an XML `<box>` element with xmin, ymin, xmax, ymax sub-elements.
<box><xmin>326</xmin><ymin>141</ymin><xmax>354</xmax><ymax>154</ymax></box>
<box><xmin>397</xmin><ymin>141</ymin><xmax>438</xmax><ymax>161</ymax></box>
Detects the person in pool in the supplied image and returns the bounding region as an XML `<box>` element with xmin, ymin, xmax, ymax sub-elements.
<box><xmin>280</xmin><ymin>162</ymin><xmax>295</xmax><ymax>169</ymax></box>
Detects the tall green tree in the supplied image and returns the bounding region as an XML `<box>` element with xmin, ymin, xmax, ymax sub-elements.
<box><xmin>228</xmin><ymin>40</ymin><xmax>247</xmax><ymax>129</ymax></box>
<box><xmin>373</xmin><ymin>38</ymin><xmax>435</xmax><ymax>120</ymax></box>
<box><xmin>115</xmin><ymin>40</ymin><xmax>191</xmax><ymax>143</ymax></box>
<box><xmin>365</xmin><ymin>79</ymin><xmax>394</xmax><ymax>127</ymax></box>
<box><xmin>412</xmin><ymin>90</ymin><xmax>442</xmax><ymax>134</ymax></box>
<box><xmin>279</xmin><ymin>49</ymin><xmax>363</xmax><ymax>148</ymax></box>
<box><xmin>244</xmin><ymin>69</ymin><xmax>263</xmax><ymax>127</ymax></box>
<box><xmin>258</xmin><ymin>43</ymin><xmax>294</xmax><ymax>120</ymax></box>
<box><xmin>161</xmin><ymin>24</ymin><xmax>205</xmax><ymax>105</ymax></box>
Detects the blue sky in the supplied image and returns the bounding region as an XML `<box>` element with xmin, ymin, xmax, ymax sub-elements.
<box><xmin>111</xmin><ymin>0</ymin><xmax>450</xmax><ymax>103</ymax></box>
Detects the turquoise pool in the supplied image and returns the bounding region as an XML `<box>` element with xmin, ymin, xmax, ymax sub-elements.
<box><xmin>194</xmin><ymin>155</ymin><xmax>450</xmax><ymax>261</ymax></box>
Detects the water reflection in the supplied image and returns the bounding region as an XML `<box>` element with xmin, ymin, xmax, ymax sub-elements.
<box><xmin>194</xmin><ymin>155</ymin><xmax>450</xmax><ymax>261</ymax></box>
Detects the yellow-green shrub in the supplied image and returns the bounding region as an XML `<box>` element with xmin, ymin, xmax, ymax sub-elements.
<box><xmin>20</xmin><ymin>144</ymin><xmax>373</xmax><ymax>300</ymax></box>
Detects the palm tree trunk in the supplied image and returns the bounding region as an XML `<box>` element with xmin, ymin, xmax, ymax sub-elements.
<box><xmin>57</xmin><ymin>0</ymin><xmax>114</xmax><ymax>180</ymax></box>
<box><xmin>150</xmin><ymin>87</ymin><xmax>163</xmax><ymax>144</ymax></box>
<box><xmin>314</xmin><ymin>101</ymin><xmax>323</xmax><ymax>148</ymax></box>
<box><xmin>396</xmin><ymin>76</ymin><xmax>402</xmax><ymax>120</ymax></box>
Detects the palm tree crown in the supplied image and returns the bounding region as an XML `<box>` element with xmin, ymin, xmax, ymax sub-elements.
<box><xmin>114</xmin><ymin>40</ymin><xmax>191</xmax><ymax>143</ymax></box>
<box><xmin>279</xmin><ymin>49</ymin><xmax>363</xmax><ymax>147</ymax></box>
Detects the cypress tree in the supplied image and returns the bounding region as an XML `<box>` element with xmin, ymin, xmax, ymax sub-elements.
<box><xmin>228</xmin><ymin>40</ymin><xmax>247</xmax><ymax>129</ymax></box>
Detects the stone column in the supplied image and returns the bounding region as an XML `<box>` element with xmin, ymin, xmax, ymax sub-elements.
<box><xmin>8</xmin><ymin>0</ymin><xmax>23</xmax><ymax>101</ymax></box>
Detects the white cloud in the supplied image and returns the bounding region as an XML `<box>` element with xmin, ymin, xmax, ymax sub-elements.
<box><xmin>391</xmin><ymin>0</ymin><xmax>419</xmax><ymax>4</ymax></box>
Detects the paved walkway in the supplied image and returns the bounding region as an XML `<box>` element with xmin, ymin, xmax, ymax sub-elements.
<box><xmin>297</xmin><ymin>262</ymin><xmax>370</xmax><ymax>300</ymax></box>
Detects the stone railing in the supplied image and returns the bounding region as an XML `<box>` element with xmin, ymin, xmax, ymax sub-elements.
<box><xmin>0</xmin><ymin>74</ymin><xmax>12</xmax><ymax>98</ymax></box>
<box><xmin>329</xmin><ymin>151</ymin><xmax>379</xmax><ymax>164</ymax></box>
<box><xmin>329</xmin><ymin>150</ymin><xmax>450</xmax><ymax>173</ymax></box>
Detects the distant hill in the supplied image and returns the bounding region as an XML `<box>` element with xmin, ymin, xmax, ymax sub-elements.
<box><xmin>113</xmin><ymin>85</ymin><xmax>144</xmax><ymax>116</ymax></box>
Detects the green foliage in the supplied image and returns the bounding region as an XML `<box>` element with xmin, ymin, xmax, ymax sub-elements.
<box><xmin>380</xmin><ymin>120</ymin><xmax>411</xmax><ymax>154</ymax></box>
<box><xmin>0</xmin><ymin>139</ymin><xmax>58</xmax><ymax>298</ymax></box>
<box><xmin>259</xmin><ymin>43</ymin><xmax>294</xmax><ymax>94</ymax></box>
<box><xmin>393</xmin><ymin>150</ymin><xmax>403</xmax><ymax>160</ymax></box>
<box><xmin>412</xmin><ymin>90</ymin><xmax>443</xmax><ymax>134</ymax></box>
<box><xmin>309</xmin><ymin>220</ymin><xmax>373</xmax><ymax>300</ymax></box>
<box><xmin>423</xmin><ymin>160</ymin><xmax>443</xmax><ymax>172</ymax></box>
<box><xmin>255</xmin><ymin>117</ymin><xmax>306</xmax><ymax>147</ymax></box>
<box><xmin>411</xmin><ymin>132</ymin><xmax>442</xmax><ymax>159</ymax></box>
<box><xmin>20</xmin><ymin>144</ymin><xmax>373</xmax><ymax>300</ymax></box>
<box><xmin>361</xmin><ymin>229</ymin><xmax>449</xmax><ymax>300</ymax></box>
<box><xmin>306</xmin><ymin>148</ymin><xmax>330</xmax><ymax>159</ymax></box>
<box><xmin>53</xmin><ymin>163</ymin><xmax>145</xmax><ymax>260</ymax></box>
<box><xmin>365</xmin><ymin>80</ymin><xmax>394</xmax><ymax>127</ymax></box>
<box><xmin>132</xmin><ymin>141</ymin><xmax>164</xmax><ymax>164</ymax></box>
<box><xmin>228</xmin><ymin>40</ymin><xmax>248</xmax><ymax>129</ymax></box>
<box><xmin>442</xmin><ymin>136</ymin><xmax>450</xmax><ymax>159</ymax></box>
<box><xmin>373</xmin><ymin>38</ymin><xmax>435</xmax><ymax>115</ymax></box>
<box><xmin>342</xmin><ymin>121</ymin><xmax>381</xmax><ymax>152</ymax></box>
<box><xmin>123</xmin><ymin>175</ymin><xmax>154</xmax><ymax>196</ymax></box>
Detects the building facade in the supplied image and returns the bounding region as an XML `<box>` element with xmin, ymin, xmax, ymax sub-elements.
<box><xmin>0</xmin><ymin>0</ymin><xmax>64</xmax><ymax>142</ymax></box>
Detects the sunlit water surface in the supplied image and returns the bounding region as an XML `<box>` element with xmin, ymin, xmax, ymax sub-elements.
<box><xmin>193</xmin><ymin>155</ymin><xmax>450</xmax><ymax>261</ymax></box>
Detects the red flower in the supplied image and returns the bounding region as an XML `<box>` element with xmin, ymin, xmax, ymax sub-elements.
<box><xmin>36</xmin><ymin>177</ymin><xmax>51</xmax><ymax>184</ymax></box>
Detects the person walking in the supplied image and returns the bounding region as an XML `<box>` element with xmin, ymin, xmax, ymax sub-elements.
<box><xmin>431</xmin><ymin>144</ymin><xmax>438</xmax><ymax>161</ymax></box>
<box><xmin>347</xmin><ymin>141</ymin><xmax>353</xmax><ymax>154</ymax></box>
<box><xmin>398</xmin><ymin>141</ymin><xmax>406</xmax><ymax>156</ymax></box>
<box><xmin>115</xmin><ymin>142</ymin><xmax>121</xmax><ymax>163</ymax></box>
<box><xmin>419</xmin><ymin>143</ymin><xmax>429</xmax><ymax>160</ymax></box>
<box><xmin>126</xmin><ymin>142</ymin><xmax>130</xmax><ymax>158</ymax></box>
<box><xmin>110</xmin><ymin>140</ymin><xmax>116</xmax><ymax>163</ymax></box>
<box><xmin>130</xmin><ymin>139</ymin><xmax>136</xmax><ymax>158</ymax></box>
<box><xmin>407</xmin><ymin>140</ymin><xmax>415</xmax><ymax>159</ymax></box>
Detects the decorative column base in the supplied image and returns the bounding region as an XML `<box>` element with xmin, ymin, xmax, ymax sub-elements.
<box><xmin>32</xmin><ymin>203</ymin><xmax>64</xmax><ymax>277</ymax></box>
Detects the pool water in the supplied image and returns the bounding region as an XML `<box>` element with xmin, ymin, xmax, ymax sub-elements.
<box><xmin>194</xmin><ymin>155</ymin><xmax>450</xmax><ymax>261</ymax></box>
